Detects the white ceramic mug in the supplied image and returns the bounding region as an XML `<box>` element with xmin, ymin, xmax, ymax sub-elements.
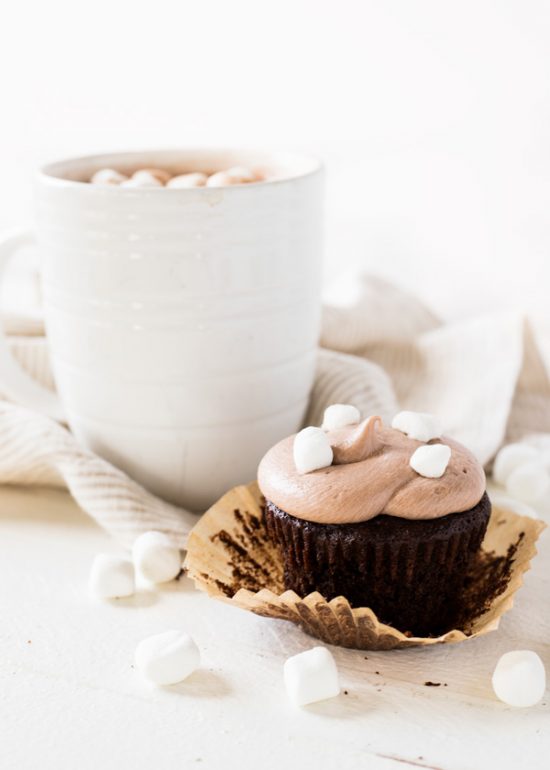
<box><xmin>0</xmin><ymin>149</ymin><xmax>323</xmax><ymax>510</ymax></box>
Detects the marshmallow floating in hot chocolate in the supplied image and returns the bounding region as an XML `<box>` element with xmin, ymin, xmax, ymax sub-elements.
<box><xmin>121</xmin><ymin>170</ymin><xmax>163</xmax><ymax>188</ymax></box>
<box><xmin>135</xmin><ymin>629</ymin><xmax>200</xmax><ymax>686</ymax></box>
<box><xmin>90</xmin><ymin>164</ymin><xmax>263</xmax><ymax>188</ymax></box>
<box><xmin>139</xmin><ymin>167</ymin><xmax>172</xmax><ymax>185</ymax></box>
<box><xmin>90</xmin><ymin>168</ymin><xmax>128</xmax><ymax>185</ymax></box>
<box><xmin>492</xmin><ymin>650</ymin><xmax>546</xmax><ymax>707</ymax></box>
<box><xmin>392</xmin><ymin>411</ymin><xmax>442</xmax><ymax>443</ymax></box>
<box><xmin>167</xmin><ymin>172</ymin><xmax>208</xmax><ymax>188</ymax></box>
<box><xmin>206</xmin><ymin>171</ymin><xmax>237</xmax><ymax>187</ymax></box>
<box><xmin>284</xmin><ymin>647</ymin><xmax>340</xmax><ymax>706</ymax></box>
<box><xmin>89</xmin><ymin>553</ymin><xmax>135</xmax><ymax>599</ymax></box>
<box><xmin>224</xmin><ymin>166</ymin><xmax>257</xmax><ymax>183</ymax></box>
<box><xmin>293</xmin><ymin>427</ymin><xmax>333</xmax><ymax>474</ymax></box>
<box><xmin>120</xmin><ymin>171</ymin><xmax>163</xmax><ymax>187</ymax></box>
<box><xmin>322</xmin><ymin>404</ymin><xmax>361</xmax><ymax>431</ymax></box>
<box><xmin>410</xmin><ymin>443</ymin><xmax>451</xmax><ymax>478</ymax></box>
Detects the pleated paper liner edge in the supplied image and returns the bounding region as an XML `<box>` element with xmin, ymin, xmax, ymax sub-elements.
<box><xmin>184</xmin><ymin>481</ymin><xmax>546</xmax><ymax>650</ymax></box>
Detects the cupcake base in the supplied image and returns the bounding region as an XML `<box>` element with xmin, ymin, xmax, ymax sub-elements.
<box><xmin>264</xmin><ymin>494</ymin><xmax>491</xmax><ymax>637</ymax></box>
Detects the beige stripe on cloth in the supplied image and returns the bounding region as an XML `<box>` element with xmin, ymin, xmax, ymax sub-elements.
<box><xmin>2</xmin><ymin>275</ymin><xmax>550</xmax><ymax>548</ymax></box>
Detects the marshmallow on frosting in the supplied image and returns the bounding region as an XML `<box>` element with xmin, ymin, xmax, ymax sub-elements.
<box><xmin>293</xmin><ymin>427</ymin><xmax>333</xmax><ymax>474</ymax></box>
<box><xmin>322</xmin><ymin>404</ymin><xmax>361</xmax><ymax>431</ymax></box>
<box><xmin>392</xmin><ymin>411</ymin><xmax>442</xmax><ymax>442</ymax></box>
<box><xmin>410</xmin><ymin>443</ymin><xmax>451</xmax><ymax>478</ymax></box>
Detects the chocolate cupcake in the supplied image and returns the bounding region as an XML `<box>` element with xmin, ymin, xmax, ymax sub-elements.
<box><xmin>258</xmin><ymin>408</ymin><xmax>490</xmax><ymax>637</ymax></box>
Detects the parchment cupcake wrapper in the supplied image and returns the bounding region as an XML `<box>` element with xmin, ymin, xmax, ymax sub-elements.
<box><xmin>184</xmin><ymin>481</ymin><xmax>546</xmax><ymax>650</ymax></box>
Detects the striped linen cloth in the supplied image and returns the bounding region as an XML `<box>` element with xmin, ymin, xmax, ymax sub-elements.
<box><xmin>3</xmin><ymin>274</ymin><xmax>550</xmax><ymax>548</ymax></box>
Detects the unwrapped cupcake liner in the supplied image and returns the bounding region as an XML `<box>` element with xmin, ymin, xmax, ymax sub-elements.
<box><xmin>184</xmin><ymin>482</ymin><xmax>545</xmax><ymax>650</ymax></box>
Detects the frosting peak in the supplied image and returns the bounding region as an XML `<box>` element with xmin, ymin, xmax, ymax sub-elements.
<box><xmin>332</xmin><ymin>415</ymin><xmax>383</xmax><ymax>464</ymax></box>
<box><xmin>257</xmin><ymin>416</ymin><xmax>486</xmax><ymax>524</ymax></box>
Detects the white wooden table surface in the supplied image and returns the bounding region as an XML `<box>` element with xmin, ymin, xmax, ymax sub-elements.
<box><xmin>0</xmin><ymin>485</ymin><xmax>548</xmax><ymax>770</ymax></box>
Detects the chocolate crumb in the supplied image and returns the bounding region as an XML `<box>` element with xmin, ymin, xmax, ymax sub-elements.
<box><xmin>424</xmin><ymin>681</ymin><xmax>441</xmax><ymax>687</ymax></box>
<box><xmin>375</xmin><ymin>671</ymin><xmax>380</xmax><ymax>675</ymax></box>
<box><xmin>343</xmin><ymin>690</ymin><xmax>349</xmax><ymax>695</ymax></box>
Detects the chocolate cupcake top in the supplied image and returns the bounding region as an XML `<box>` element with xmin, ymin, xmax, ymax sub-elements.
<box><xmin>257</xmin><ymin>411</ymin><xmax>486</xmax><ymax>524</ymax></box>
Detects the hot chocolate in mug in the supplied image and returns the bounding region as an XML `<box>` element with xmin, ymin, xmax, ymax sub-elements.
<box><xmin>0</xmin><ymin>150</ymin><xmax>323</xmax><ymax>510</ymax></box>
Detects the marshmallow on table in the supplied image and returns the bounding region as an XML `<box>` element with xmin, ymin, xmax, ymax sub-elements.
<box><xmin>322</xmin><ymin>404</ymin><xmax>361</xmax><ymax>431</ymax></box>
<box><xmin>90</xmin><ymin>168</ymin><xmax>128</xmax><ymax>185</ymax></box>
<box><xmin>392</xmin><ymin>411</ymin><xmax>442</xmax><ymax>442</ymax></box>
<box><xmin>284</xmin><ymin>647</ymin><xmax>340</xmax><ymax>706</ymax></box>
<box><xmin>410</xmin><ymin>443</ymin><xmax>451</xmax><ymax>478</ymax></box>
<box><xmin>293</xmin><ymin>427</ymin><xmax>333</xmax><ymax>474</ymax></box>
<box><xmin>89</xmin><ymin>553</ymin><xmax>135</xmax><ymax>599</ymax></box>
<box><xmin>493</xmin><ymin>443</ymin><xmax>539</xmax><ymax>486</ymax></box>
<box><xmin>132</xmin><ymin>531</ymin><xmax>182</xmax><ymax>583</ymax></box>
<box><xmin>121</xmin><ymin>170</ymin><xmax>163</xmax><ymax>188</ymax></box>
<box><xmin>135</xmin><ymin>630</ymin><xmax>200</xmax><ymax>686</ymax></box>
<box><xmin>492</xmin><ymin>650</ymin><xmax>546</xmax><ymax>707</ymax></box>
<box><xmin>167</xmin><ymin>172</ymin><xmax>208</xmax><ymax>188</ymax></box>
<box><xmin>505</xmin><ymin>461</ymin><xmax>550</xmax><ymax>505</ymax></box>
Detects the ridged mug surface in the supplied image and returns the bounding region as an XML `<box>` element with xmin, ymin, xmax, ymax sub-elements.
<box><xmin>36</xmin><ymin>150</ymin><xmax>323</xmax><ymax>510</ymax></box>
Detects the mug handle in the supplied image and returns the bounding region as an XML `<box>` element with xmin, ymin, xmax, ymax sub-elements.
<box><xmin>0</xmin><ymin>229</ymin><xmax>65</xmax><ymax>421</ymax></box>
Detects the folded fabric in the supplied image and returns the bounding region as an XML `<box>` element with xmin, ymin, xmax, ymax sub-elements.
<box><xmin>1</xmin><ymin>274</ymin><xmax>549</xmax><ymax>547</ymax></box>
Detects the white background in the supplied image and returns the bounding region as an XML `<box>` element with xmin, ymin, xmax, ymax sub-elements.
<box><xmin>1</xmin><ymin>0</ymin><xmax>550</xmax><ymax>322</ymax></box>
<box><xmin>1</xmin><ymin>6</ymin><xmax>549</xmax><ymax>768</ymax></box>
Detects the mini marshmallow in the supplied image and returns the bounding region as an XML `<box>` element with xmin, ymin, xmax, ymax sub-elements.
<box><xmin>167</xmin><ymin>172</ymin><xmax>208</xmax><ymax>188</ymax></box>
<box><xmin>224</xmin><ymin>166</ymin><xmax>256</xmax><ymax>183</ymax></box>
<box><xmin>293</xmin><ymin>427</ymin><xmax>333</xmax><ymax>474</ymax></box>
<box><xmin>493</xmin><ymin>443</ymin><xmax>539</xmax><ymax>486</ymax></box>
<box><xmin>138</xmin><ymin>167</ymin><xmax>172</xmax><ymax>185</ymax></box>
<box><xmin>392</xmin><ymin>411</ymin><xmax>442</xmax><ymax>443</ymax></box>
<box><xmin>284</xmin><ymin>647</ymin><xmax>340</xmax><ymax>706</ymax></box>
<box><xmin>505</xmin><ymin>461</ymin><xmax>550</xmax><ymax>504</ymax></box>
<box><xmin>135</xmin><ymin>629</ymin><xmax>200</xmax><ymax>686</ymax></box>
<box><xmin>132</xmin><ymin>531</ymin><xmax>182</xmax><ymax>583</ymax></box>
<box><xmin>89</xmin><ymin>553</ymin><xmax>135</xmax><ymax>599</ymax></box>
<box><xmin>410</xmin><ymin>443</ymin><xmax>451</xmax><ymax>478</ymax></box>
<box><xmin>321</xmin><ymin>404</ymin><xmax>361</xmax><ymax>431</ymax></box>
<box><xmin>90</xmin><ymin>168</ymin><xmax>128</xmax><ymax>185</ymax></box>
<box><xmin>206</xmin><ymin>171</ymin><xmax>241</xmax><ymax>187</ymax></box>
<box><xmin>492</xmin><ymin>650</ymin><xmax>546</xmax><ymax>707</ymax></box>
<box><xmin>121</xmin><ymin>170</ymin><xmax>163</xmax><ymax>188</ymax></box>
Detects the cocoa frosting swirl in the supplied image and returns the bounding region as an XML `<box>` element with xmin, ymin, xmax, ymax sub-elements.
<box><xmin>257</xmin><ymin>416</ymin><xmax>486</xmax><ymax>523</ymax></box>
